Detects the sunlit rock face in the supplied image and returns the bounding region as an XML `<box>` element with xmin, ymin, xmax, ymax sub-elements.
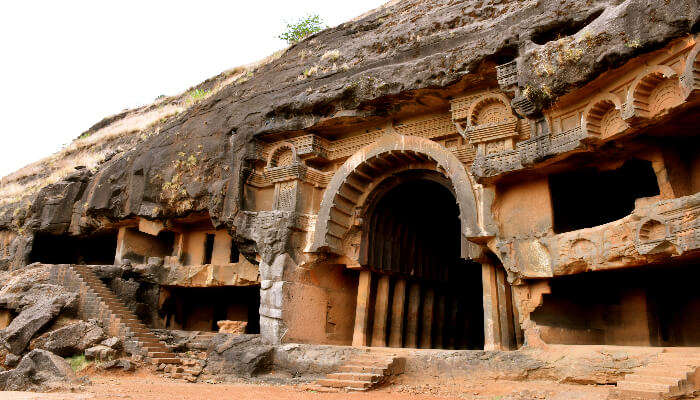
<box><xmin>0</xmin><ymin>0</ymin><xmax>697</xmax><ymax>359</ymax></box>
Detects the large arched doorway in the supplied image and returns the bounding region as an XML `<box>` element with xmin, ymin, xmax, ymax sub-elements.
<box><xmin>354</xmin><ymin>170</ymin><xmax>484</xmax><ymax>349</ymax></box>
<box><xmin>309</xmin><ymin>134</ymin><xmax>515</xmax><ymax>350</ymax></box>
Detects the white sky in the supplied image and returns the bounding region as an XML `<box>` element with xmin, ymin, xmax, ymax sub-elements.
<box><xmin>0</xmin><ymin>0</ymin><xmax>386</xmax><ymax>178</ymax></box>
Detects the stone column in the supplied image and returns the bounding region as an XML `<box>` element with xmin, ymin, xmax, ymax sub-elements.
<box><xmin>434</xmin><ymin>294</ymin><xmax>446</xmax><ymax>349</ymax></box>
<box><xmin>496</xmin><ymin>268</ymin><xmax>515</xmax><ymax>350</ymax></box>
<box><xmin>352</xmin><ymin>270</ymin><xmax>373</xmax><ymax>347</ymax></box>
<box><xmin>482</xmin><ymin>263</ymin><xmax>502</xmax><ymax>350</ymax></box>
<box><xmin>371</xmin><ymin>275</ymin><xmax>391</xmax><ymax>347</ymax></box>
<box><xmin>420</xmin><ymin>287</ymin><xmax>435</xmax><ymax>349</ymax></box>
<box><xmin>405</xmin><ymin>282</ymin><xmax>421</xmax><ymax>348</ymax></box>
<box><xmin>388</xmin><ymin>278</ymin><xmax>407</xmax><ymax>348</ymax></box>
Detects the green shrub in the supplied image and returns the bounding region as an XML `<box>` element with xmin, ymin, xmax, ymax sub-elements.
<box><xmin>66</xmin><ymin>354</ymin><xmax>90</xmax><ymax>372</ymax></box>
<box><xmin>279</xmin><ymin>14</ymin><xmax>325</xmax><ymax>45</ymax></box>
<box><xmin>188</xmin><ymin>89</ymin><xmax>210</xmax><ymax>102</ymax></box>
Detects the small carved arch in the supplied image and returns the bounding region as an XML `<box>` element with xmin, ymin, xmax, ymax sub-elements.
<box><xmin>266</xmin><ymin>142</ymin><xmax>298</xmax><ymax>168</ymax></box>
<box><xmin>638</xmin><ymin>218</ymin><xmax>667</xmax><ymax>242</ymax></box>
<box><xmin>680</xmin><ymin>42</ymin><xmax>700</xmax><ymax>99</ymax></box>
<box><xmin>625</xmin><ymin>65</ymin><xmax>681</xmax><ymax>121</ymax></box>
<box><xmin>581</xmin><ymin>93</ymin><xmax>627</xmax><ymax>138</ymax></box>
<box><xmin>467</xmin><ymin>94</ymin><xmax>514</xmax><ymax>128</ymax></box>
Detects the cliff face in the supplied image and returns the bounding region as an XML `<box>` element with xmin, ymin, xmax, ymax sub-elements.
<box><xmin>0</xmin><ymin>0</ymin><xmax>697</xmax><ymax>267</ymax></box>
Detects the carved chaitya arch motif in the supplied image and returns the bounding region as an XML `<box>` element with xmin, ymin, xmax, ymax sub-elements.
<box><xmin>623</xmin><ymin>65</ymin><xmax>682</xmax><ymax>124</ymax></box>
<box><xmin>266</xmin><ymin>142</ymin><xmax>298</xmax><ymax>168</ymax></box>
<box><xmin>310</xmin><ymin>134</ymin><xmax>488</xmax><ymax>257</ymax></box>
<box><xmin>451</xmin><ymin>91</ymin><xmax>525</xmax><ymax>156</ymax></box>
<box><xmin>469</xmin><ymin>95</ymin><xmax>514</xmax><ymax>127</ymax></box>
<box><xmin>680</xmin><ymin>41</ymin><xmax>700</xmax><ymax>101</ymax></box>
<box><xmin>581</xmin><ymin>93</ymin><xmax>627</xmax><ymax>139</ymax></box>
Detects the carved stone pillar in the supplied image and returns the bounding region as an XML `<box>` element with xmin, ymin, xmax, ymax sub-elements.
<box><xmin>482</xmin><ymin>263</ymin><xmax>502</xmax><ymax>350</ymax></box>
<box><xmin>389</xmin><ymin>278</ymin><xmax>407</xmax><ymax>348</ymax></box>
<box><xmin>405</xmin><ymin>282</ymin><xmax>421</xmax><ymax>348</ymax></box>
<box><xmin>420</xmin><ymin>287</ymin><xmax>435</xmax><ymax>349</ymax></box>
<box><xmin>352</xmin><ymin>270</ymin><xmax>373</xmax><ymax>347</ymax></box>
<box><xmin>496</xmin><ymin>268</ymin><xmax>515</xmax><ymax>350</ymax></box>
<box><xmin>371</xmin><ymin>275</ymin><xmax>391</xmax><ymax>347</ymax></box>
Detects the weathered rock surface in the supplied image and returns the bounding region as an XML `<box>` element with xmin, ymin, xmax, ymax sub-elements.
<box><xmin>100</xmin><ymin>336</ymin><xmax>121</xmax><ymax>350</ymax></box>
<box><xmin>29</xmin><ymin>320</ymin><xmax>105</xmax><ymax>357</ymax></box>
<box><xmin>204</xmin><ymin>334</ymin><xmax>274</xmax><ymax>377</ymax></box>
<box><xmin>0</xmin><ymin>349</ymin><xmax>77</xmax><ymax>391</ymax></box>
<box><xmin>85</xmin><ymin>345</ymin><xmax>117</xmax><ymax>361</ymax></box>
<box><xmin>152</xmin><ymin>329</ymin><xmax>217</xmax><ymax>352</ymax></box>
<box><xmin>99</xmin><ymin>358</ymin><xmax>136</xmax><ymax>372</ymax></box>
<box><xmin>0</xmin><ymin>0</ymin><xmax>695</xmax><ymax>267</ymax></box>
<box><xmin>0</xmin><ymin>290</ymin><xmax>77</xmax><ymax>355</ymax></box>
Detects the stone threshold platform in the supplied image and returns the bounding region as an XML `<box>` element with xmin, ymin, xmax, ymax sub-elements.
<box><xmin>272</xmin><ymin>344</ymin><xmax>699</xmax><ymax>395</ymax></box>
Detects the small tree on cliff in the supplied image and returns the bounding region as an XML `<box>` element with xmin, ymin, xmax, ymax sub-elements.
<box><xmin>279</xmin><ymin>14</ymin><xmax>326</xmax><ymax>45</ymax></box>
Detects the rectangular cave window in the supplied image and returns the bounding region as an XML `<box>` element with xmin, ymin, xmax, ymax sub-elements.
<box><xmin>160</xmin><ymin>286</ymin><xmax>260</xmax><ymax>333</ymax></box>
<box><xmin>30</xmin><ymin>231</ymin><xmax>118</xmax><ymax>265</ymax></box>
<box><xmin>549</xmin><ymin>159</ymin><xmax>660</xmax><ymax>233</ymax></box>
<box><xmin>230</xmin><ymin>241</ymin><xmax>240</xmax><ymax>263</ymax></box>
<box><xmin>203</xmin><ymin>233</ymin><xmax>215</xmax><ymax>265</ymax></box>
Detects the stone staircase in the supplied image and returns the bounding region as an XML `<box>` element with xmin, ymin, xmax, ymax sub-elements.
<box><xmin>609</xmin><ymin>348</ymin><xmax>700</xmax><ymax>400</ymax></box>
<box><xmin>50</xmin><ymin>264</ymin><xmax>180</xmax><ymax>366</ymax></box>
<box><xmin>316</xmin><ymin>350</ymin><xmax>405</xmax><ymax>391</ymax></box>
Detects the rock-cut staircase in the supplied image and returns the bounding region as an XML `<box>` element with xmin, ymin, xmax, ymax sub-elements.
<box><xmin>316</xmin><ymin>350</ymin><xmax>405</xmax><ymax>391</ymax></box>
<box><xmin>50</xmin><ymin>264</ymin><xmax>180</xmax><ymax>366</ymax></box>
<box><xmin>609</xmin><ymin>348</ymin><xmax>700</xmax><ymax>400</ymax></box>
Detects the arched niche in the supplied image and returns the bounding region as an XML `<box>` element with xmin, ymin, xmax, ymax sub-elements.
<box><xmin>467</xmin><ymin>94</ymin><xmax>514</xmax><ymax>128</ymax></box>
<box><xmin>624</xmin><ymin>65</ymin><xmax>682</xmax><ymax>124</ymax></box>
<box><xmin>309</xmin><ymin>134</ymin><xmax>489</xmax><ymax>259</ymax></box>
<box><xmin>266</xmin><ymin>142</ymin><xmax>298</xmax><ymax>168</ymax></box>
<box><xmin>581</xmin><ymin>93</ymin><xmax>627</xmax><ymax>139</ymax></box>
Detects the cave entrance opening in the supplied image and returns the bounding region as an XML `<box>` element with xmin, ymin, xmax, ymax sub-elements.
<box><xmin>531</xmin><ymin>262</ymin><xmax>700</xmax><ymax>346</ymax></box>
<box><xmin>160</xmin><ymin>285</ymin><xmax>261</xmax><ymax>334</ymax></box>
<box><xmin>549</xmin><ymin>159</ymin><xmax>660</xmax><ymax>233</ymax></box>
<box><xmin>30</xmin><ymin>231</ymin><xmax>119</xmax><ymax>265</ymax></box>
<box><xmin>353</xmin><ymin>172</ymin><xmax>485</xmax><ymax>350</ymax></box>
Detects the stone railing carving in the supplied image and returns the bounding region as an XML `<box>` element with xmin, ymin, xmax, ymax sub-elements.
<box><xmin>472</xmin><ymin>126</ymin><xmax>589</xmax><ymax>178</ymax></box>
<box><xmin>496</xmin><ymin>60</ymin><xmax>518</xmax><ymax>88</ymax></box>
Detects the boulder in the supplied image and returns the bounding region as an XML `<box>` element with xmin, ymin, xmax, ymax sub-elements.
<box><xmin>217</xmin><ymin>320</ymin><xmax>247</xmax><ymax>334</ymax></box>
<box><xmin>30</xmin><ymin>320</ymin><xmax>105</xmax><ymax>357</ymax></box>
<box><xmin>100</xmin><ymin>336</ymin><xmax>122</xmax><ymax>350</ymax></box>
<box><xmin>85</xmin><ymin>345</ymin><xmax>116</xmax><ymax>361</ymax></box>
<box><xmin>0</xmin><ymin>349</ymin><xmax>77</xmax><ymax>391</ymax></box>
<box><xmin>4</xmin><ymin>354</ymin><xmax>20</xmax><ymax>368</ymax></box>
<box><xmin>204</xmin><ymin>334</ymin><xmax>273</xmax><ymax>377</ymax></box>
<box><xmin>0</xmin><ymin>292</ymin><xmax>78</xmax><ymax>354</ymax></box>
<box><xmin>99</xmin><ymin>358</ymin><xmax>135</xmax><ymax>372</ymax></box>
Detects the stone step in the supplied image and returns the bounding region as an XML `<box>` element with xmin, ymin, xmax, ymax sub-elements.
<box><xmin>350</xmin><ymin>355</ymin><xmax>395</xmax><ymax>363</ymax></box>
<box><xmin>624</xmin><ymin>374</ymin><xmax>684</xmax><ymax>386</ymax></box>
<box><xmin>326</xmin><ymin>372</ymin><xmax>382</xmax><ymax>382</ymax></box>
<box><xmin>347</xmin><ymin>359</ymin><xmax>392</xmax><ymax>367</ymax></box>
<box><xmin>149</xmin><ymin>352</ymin><xmax>174</xmax><ymax>358</ymax></box>
<box><xmin>317</xmin><ymin>378</ymin><xmax>372</xmax><ymax>390</ymax></box>
<box><xmin>616</xmin><ymin>381</ymin><xmax>674</xmax><ymax>394</ymax></box>
<box><xmin>337</xmin><ymin>364</ymin><xmax>386</xmax><ymax>375</ymax></box>
<box><xmin>634</xmin><ymin>368</ymin><xmax>693</xmax><ymax>379</ymax></box>
<box><xmin>608</xmin><ymin>388</ymin><xmax>664</xmax><ymax>400</ymax></box>
<box><xmin>152</xmin><ymin>357</ymin><xmax>180</xmax><ymax>365</ymax></box>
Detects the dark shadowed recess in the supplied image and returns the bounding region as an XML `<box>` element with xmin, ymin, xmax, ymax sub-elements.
<box><xmin>30</xmin><ymin>231</ymin><xmax>118</xmax><ymax>265</ymax></box>
<box><xmin>549</xmin><ymin>159</ymin><xmax>660</xmax><ymax>234</ymax></box>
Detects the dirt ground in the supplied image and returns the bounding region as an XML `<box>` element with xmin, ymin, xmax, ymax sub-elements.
<box><xmin>0</xmin><ymin>370</ymin><xmax>611</xmax><ymax>400</ymax></box>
